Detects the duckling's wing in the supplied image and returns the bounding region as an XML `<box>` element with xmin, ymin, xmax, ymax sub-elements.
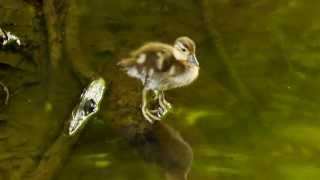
<box><xmin>117</xmin><ymin>57</ymin><xmax>136</xmax><ymax>68</ymax></box>
<box><xmin>121</xmin><ymin>42</ymin><xmax>174</xmax><ymax>71</ymax></box>
<box><xmin>130</xmin><ymin>42</ymin><xmax>173</xmax><ymax>57</ymax></box>
<box><xmin>118</xmin><ymin>42</ymin><xmax>172</xmax><ymax>68</ymax></box>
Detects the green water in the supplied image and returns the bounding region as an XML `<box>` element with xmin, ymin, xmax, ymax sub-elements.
<box><xmin>1</xmin><ymin>0</ymin><xmax>320</xmax><ymax>180</ymax></box>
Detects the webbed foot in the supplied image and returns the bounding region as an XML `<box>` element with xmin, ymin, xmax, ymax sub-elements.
<box><xmin>142</xmin><ymin>88</ymin><xmax>162</xmax><ymax>123</ymax></box>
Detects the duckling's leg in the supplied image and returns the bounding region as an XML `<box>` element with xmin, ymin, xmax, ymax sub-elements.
<box><xmin>142</xmin><ymin>87</ymin><xmax>161</xmax><ymax>123</ymax></box>
<box><xmin>160</xmin><ymin>91</ymin><xmax>172</xmax><ymax>110</ymax></box>
<box><xmin>153</xmin><ymin>90</ymin><xmax>159</xmax><ymax>100</ymax></box>
<box><xmin>149</xmin><ymin>90</ymin><xmax>167</xmax><ymax>118</ymax></box>
<box><xmin>142</xmin><ymin>88</ymin><xmax>154</xmax><ymax>123</ymax></box>
<box><xmin>158</xmin><ymin>95</ymin><xmax>168</xmax><ymax>116</ymax></box>
<box><xmin>154</xmin><ymin>91</ymin><xmax>172</xmax><ymax>117</ymax></box>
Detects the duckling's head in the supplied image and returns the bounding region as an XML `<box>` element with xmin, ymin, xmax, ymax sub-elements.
<box><xmin>173</xmin><ymin>36</ymin><xmax>199</xmax><ymax>66</ymax></box>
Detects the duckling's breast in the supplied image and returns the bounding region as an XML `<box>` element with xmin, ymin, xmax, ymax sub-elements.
<box><xmin>171</xmin><ymin>66</ymin><xmax>199</xmax><ymax>88</ymax></box>
<box><xmin>149</xmin><ymin>66</ymin><xmax>199</xmax><ymax>91</ymax></box>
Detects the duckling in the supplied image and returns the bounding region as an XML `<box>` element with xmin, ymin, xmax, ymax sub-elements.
<box><xmin>118</xmin><ymin>36</ymin><xmax>199</xmax><ymax>123</ymax></box>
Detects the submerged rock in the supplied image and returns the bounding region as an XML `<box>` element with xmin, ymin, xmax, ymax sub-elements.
<box><xmin>0</xmin><ymin>27</ymin><xmax>21</xmax><ymax>48</ymax></box>
<box><xmin>66</xmin><ymin>78</ymin><xmax>106</xmax><ymax>136</ymax></box>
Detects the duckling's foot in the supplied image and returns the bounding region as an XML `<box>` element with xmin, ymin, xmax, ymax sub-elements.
<box><xmin>159</xmin><ymin>91</ymin><xmax>172</xmax><ymax>111</ymax></box>
<box><xmin>158</xmin><ymin>106</ymin><xmax>168</xmax><ymax>117</ymax></box>
<box><xmin>150</xmin><ymin>106</ymin><xmax>167</xmax><ymax>118</ymax></box>
<box><xmin>142</xmin><ymin>107</ymin><xmax>162</xmax><ymax>123</ymax></box>
<box><xmin>163</xmin><ymin>99</ymin><xmax>172</xmax><ymax>110</ymax></box>
<box><xmin>142</xmin><ymin>88</ymin><xmax>162</xmax><ymax>123</ymax></box>
<box><xmin>142</xmin><ymin>107</ymin><xmax>153</xmax><ymax>123</ymax></box>
<box><xmin>146</xmin><ymin>108</ymin><xmax>162</xmax><ymax>121</ymax></box>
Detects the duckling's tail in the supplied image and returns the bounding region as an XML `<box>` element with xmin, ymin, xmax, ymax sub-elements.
<box><xmin>117</xmin><ymin>58</ymin><xmax>135</xmax><ymax>69</ymax></box>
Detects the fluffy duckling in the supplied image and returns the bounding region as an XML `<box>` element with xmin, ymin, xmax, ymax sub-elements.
<box><xmin>118</xmin><ymin>36</ymin><xmax>199</xmax><ymax>123</ymax></box>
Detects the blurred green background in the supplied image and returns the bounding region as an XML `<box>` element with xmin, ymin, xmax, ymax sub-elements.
<box><xmin>1</xmin><ymin>0</ymin><xmax>320</xmax><ymax>180</ymax></box>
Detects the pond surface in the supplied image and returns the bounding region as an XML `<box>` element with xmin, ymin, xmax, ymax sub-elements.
<box><xmin>1</xmin><ymin>0</ymin><xmax>320</xmax><ymax>180</ymax></box>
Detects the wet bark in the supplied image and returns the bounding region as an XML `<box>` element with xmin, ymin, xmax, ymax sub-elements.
<box><xmin>64</xmin><ymin>0</ymin><xmax>97</xmax><ymax>84</ymax></box>
<box><xmin>26</xmin><ymin>134</ymin><xmax>80</xmax><ymax>180</ymax></box>
<box><xmin>26</xmin><ymin>0</ymin><xmax>96</xmax><ymax>179</ymax></box>
<box><xmin>42</xmin><ymin>0</ymin><xmax>62</xmax><ymax>68</ymax></box>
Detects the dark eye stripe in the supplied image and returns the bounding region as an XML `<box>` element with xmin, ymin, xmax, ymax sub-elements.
<box><xmin>177</xmin><ymin>42</ymin><xmax>187</xmax><ymax>50</ymax></box>
<box><xmin>183</xmin><ymin>43</ymin><xmax>193</xmax><ymax>51</ymax></box>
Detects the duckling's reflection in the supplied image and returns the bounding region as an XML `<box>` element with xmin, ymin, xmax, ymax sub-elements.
<box><xmin>129</xmin><ymin>121</ymin><xmax>193</xmax><ymax>180</ymax></box>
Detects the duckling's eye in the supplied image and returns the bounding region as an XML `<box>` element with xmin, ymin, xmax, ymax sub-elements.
<box><xmin>181</xmin><ymin>48</ymin><xmax>187</xmax><ymax>52</ymax></box>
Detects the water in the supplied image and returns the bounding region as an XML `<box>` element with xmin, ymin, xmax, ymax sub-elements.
<box><xmin>1</xmin><ymin>0</ymin><xmax>320</xmax><ymax>179</ymax></box>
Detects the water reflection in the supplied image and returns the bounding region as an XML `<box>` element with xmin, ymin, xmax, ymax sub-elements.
<box><xmin>130</xmin><ymin>121</ymin><xmax>193</xmax><ymax>180</ymax></box>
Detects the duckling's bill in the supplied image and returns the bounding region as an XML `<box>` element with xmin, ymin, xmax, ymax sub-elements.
<box><xmin>189</xmin><ymin>54</ymin><xmax>199</xmax><ymax>66</ymax></box>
